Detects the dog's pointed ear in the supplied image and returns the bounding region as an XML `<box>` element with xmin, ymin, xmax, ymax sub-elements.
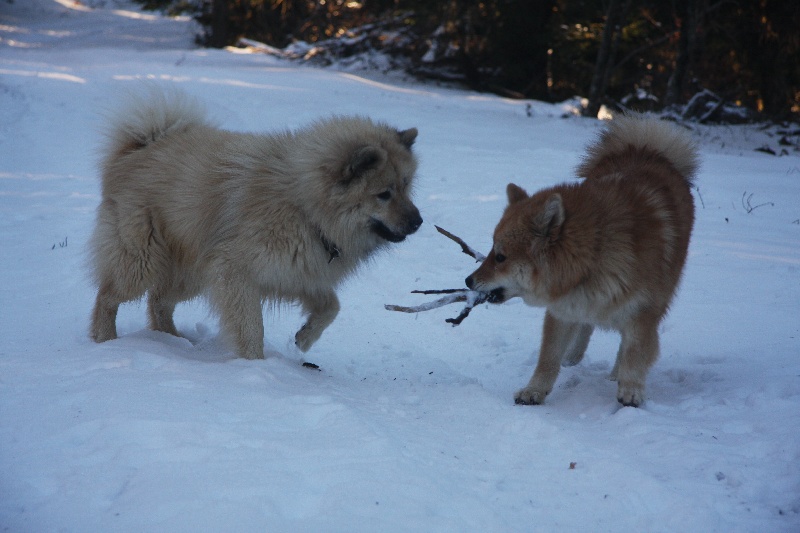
<box><xmin>506</xmin><ymin>183</ymin><xmax>528</xmax><ymax>205</ymax></box>
<box><xmin>539</xmin><ymin>193</ymin><xmax>565</xmax><ymax>240</ymax></box>
<box><xmin>345</xmin><ymin>145</ymin><xmax>387</xmax><ymax>182</ymax></box>
<box><xmin>397</xmin><ymin>128</ymin><xmax>417</xmax><ymax>150</ymax></box>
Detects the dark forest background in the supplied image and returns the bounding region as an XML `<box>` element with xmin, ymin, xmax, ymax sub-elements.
<box><xmin>142</xmin><ymin>0</ymin><xmax>799</xmax><ymax>122</ymax></box>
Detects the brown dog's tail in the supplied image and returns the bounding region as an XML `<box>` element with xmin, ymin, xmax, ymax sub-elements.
<box><xmin>576</xmin><ymin>113</ymin><xmax>699</xmax><ymax>185</ymax></box>
<box><xmin>100</xmin><ymin>85</ymin><xmax>210</xmax><ymax>160</ymax></box>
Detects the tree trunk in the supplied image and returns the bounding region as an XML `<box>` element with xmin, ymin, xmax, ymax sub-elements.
<box><xmin>583</xmin><ymin>0</ymin><xmax>625</xmax><ymax>118</ymax></box>
<box><xmin>665</xmin><ymin>0</ymin><xmax>703</xmax><ymax>108</ymax></box>
<box><xmin>208</xmin><ymin>0</ymin><xmax>230</xmax><ymax>48</ymax></box>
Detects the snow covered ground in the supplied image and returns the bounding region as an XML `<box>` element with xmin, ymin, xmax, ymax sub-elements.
<box><xmin>1</xmin><ymin>1</ymin><xmax>799</xmax><ymax>531</ymax></box>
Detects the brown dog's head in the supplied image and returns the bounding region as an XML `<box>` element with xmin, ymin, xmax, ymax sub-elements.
<box><xmin>465</xmin><ymin>183</ymin><xmax>565</xmax><ymax>306</ymax></box>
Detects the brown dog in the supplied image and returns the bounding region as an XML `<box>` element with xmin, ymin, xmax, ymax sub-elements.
<box><xmin>90</xmin><ymin>88</ymin><xmax>422</xmax><ymax>359</ymax></box>
<box><xmin>466</xmin><ymin>114</ymin><xmax>698</xmax><ymax>406</ymax></box>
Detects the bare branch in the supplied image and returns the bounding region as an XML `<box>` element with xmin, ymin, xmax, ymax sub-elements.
<box><xmin>385</xmin><ymin>226</ymin><xmax>493</xmax><ymax>326</ymax></box>
<box><xmin>741</xmin><ymin>191</ymin><xmax>774</xmax><ymax>214</ymax></box>
<box><xmin>385</xmin><ymin>290</ymin><xmax>492</xmax><ymax>326</ymax></box>
<box><xmin>694</xmin><ymin>186</ymin><xmax>705</xmax><ymax>209</ymax></box>
<box><xmin>411</xmin><ymin>289</ymin><xmax>466</xmax><ymax>295</ymax></box>
<box><xmin>385</xmin><ymin>292</ymin><xmax>469</xmax><ymax>314</ymax></box>
<box><xmin>445</xmin><ymin>291</ymin><xmax>491</xmax><ymax>325</ymax></box>
<box><xmin>435</xmin><ymin>225</ymin><xmax>486</xmax><ymax>262</ymax></box>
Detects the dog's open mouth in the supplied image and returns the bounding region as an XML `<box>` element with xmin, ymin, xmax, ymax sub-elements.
<box><xmin>370</xmin><ymin>219</ymin><xmax>407</xmax><ymax>243</ymax></box>
<box><xmin>486</xmin><ymin>288</ymin><xmax>506</xmax><ymax>303</ymax></box>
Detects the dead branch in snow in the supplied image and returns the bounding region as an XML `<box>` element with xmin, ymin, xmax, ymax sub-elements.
<box><xmin>385</xmin><ymin>227</ymin><xmax>493</xmax><ymax>326</ymax></box>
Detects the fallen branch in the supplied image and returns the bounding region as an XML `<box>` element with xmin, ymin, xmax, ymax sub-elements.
<box><xmin>443</xmin><ymin>290</ymin><xmax>494</xmax><ymax>325</ymax></box>
<box><xmin>741</xmin><ymin>191</ymin><xmax>774</xmax><ymax>213</ymax></box>
<box><xmin>385</xmin><ymin>289</ymin><xmax>493</xmax><ymax>326</ymax></box>
<box><xmin>385</xmin><ymin>226</ymin><xmax>494</xmax><ymax>326</ymax></box>
<box><xmin>385</xmin><ymin>291</ymin><xmax>469</xmax><ymax>314</ymax></box>
<box><xmin>435</xmin><ymin>225</ymin><xmax>486</xmax><ymax>262</ymax></box>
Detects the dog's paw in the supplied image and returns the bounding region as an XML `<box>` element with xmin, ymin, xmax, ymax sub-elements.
<box><xmin>90</xmin><ymin>323</ymin><xmax>117</xmax><ymax>343</ymax></box>
<box><xmin>241</xmin><ymin>352</ymin><xmax>266</xmax><ymax>360</ymax></box>
<box><xmin>91</xmin><ymin>331</ymin><xmax>117</xmax><ymax>343</ymax></box>
<box><xmin>294</xmin><ymin>323</ymin><xmax>320</xmax><ymax>353</ymax></box>
<box><xmin>514</xmin><ymin>386</ymin><xmax>548</xmax><ymax>405</ymax></box>
<box><xmin>616</xmin><ymin>382</ymin><xmax>645</xmax><ymax>407</ymax></box>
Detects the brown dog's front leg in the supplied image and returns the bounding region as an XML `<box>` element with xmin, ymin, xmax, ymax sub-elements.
<box><xmin>514</xmin><ymin>311</ymin><xmax>576</xmax><ymax>405</ymax></box>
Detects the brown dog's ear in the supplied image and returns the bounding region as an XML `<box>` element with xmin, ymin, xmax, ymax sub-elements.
<box><xmin>539</xmin><ymin>193</ymin><xmax>565</xmax><ymax>239</ymax></box>
<box><xmin>345</xmin><ymin>145</ymin><xmax>387</xmax><ymax>182</ymax></box>
<box><xmin>397</xmin><ymin>128</ymin><xmax>418</xmax><ymax>149</ymax></box>
<box><xmin>506</xmin><ymin>183</ymin><xmax>528</xmax><ymax>204</ymax></box>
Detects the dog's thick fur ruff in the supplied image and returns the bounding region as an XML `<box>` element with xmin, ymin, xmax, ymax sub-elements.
<box><xmin>90</xmin><ymin>88</ymin><xmax>422</xmax><ymax>359</ymax></box>
<box><xmin>466</xmin><ymin>114</ymin><xmax>698</xmax><ymax>406</ymax></box>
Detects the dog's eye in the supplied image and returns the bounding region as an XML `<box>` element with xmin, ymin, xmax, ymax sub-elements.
<box><xmin>377</xmin><ymin>190</ymin><xmax>392</xmax><ymax>201</ymax></box>
<box><xmin>495</xmin><ymin>253</ymin><xmax>506</xmax><ymax>263</ymax></box>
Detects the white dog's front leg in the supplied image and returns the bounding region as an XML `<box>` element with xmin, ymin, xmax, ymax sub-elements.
<box><xmin>210</xmin><ymin>266</ymin><xmax>265</xmax><ymax>360</ymax></box>
<box><xmin>295</xmin><ymin>290</ymin><xmax>340</xmax><ymax>352</ymax></box>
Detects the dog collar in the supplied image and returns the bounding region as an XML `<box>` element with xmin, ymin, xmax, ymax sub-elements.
<box><xmin>319</xmin><ymin>232</ymin><xmax>340</xmax><ymax>264</ymax></box>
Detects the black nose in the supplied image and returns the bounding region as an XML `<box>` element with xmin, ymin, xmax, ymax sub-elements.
<box><xmin>409</xmin><ymin>213</ymin><xmax>423</xmax><ymax>233</ymax></box>
<box><xmin>465</xmin><ymin>276</ymin><xmax>474</xmax><ymax>289</ymax></box>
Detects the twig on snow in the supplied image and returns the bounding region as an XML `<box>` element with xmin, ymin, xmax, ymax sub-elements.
<box><xmin>741</xmin><ymin>191</ymin><xmax>774</xmax><ymax>214</ymax></box>
<box><xmin>385</xmin><ymin>227</ymin><xmax>495</xmax><ymax>326</ymax></box>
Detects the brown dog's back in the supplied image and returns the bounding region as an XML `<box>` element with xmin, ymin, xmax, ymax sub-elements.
<box><xmin>575</xmin><ymin>116</ymin><xmax>697</xmax><ymax>317</ymax></box>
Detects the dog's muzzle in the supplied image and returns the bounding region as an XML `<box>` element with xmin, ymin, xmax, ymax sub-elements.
<box><xmin>370</xmin><ymin>211</ymin><xmax>423</xmax><ymax>243</ymax></box>
<box><xmin>465</xmin><ymin>277</ymin><xmax>506</xmax><ymax>304</ymax></box>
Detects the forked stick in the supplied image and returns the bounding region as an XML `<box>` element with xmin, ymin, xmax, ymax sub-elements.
<box><xmin>385</xmin><ymin>289</ymin><xmax>492</xmax><ymax>325</ymax></box>
<box><xmin>384</xmin><ymin>291</ymin><xmax>469</xmax><ymax>314</ymax></box>
<box><xmin>384</xmin><ymin>227</ymin><xmax>492</xmax><ymax>326</ymax></box>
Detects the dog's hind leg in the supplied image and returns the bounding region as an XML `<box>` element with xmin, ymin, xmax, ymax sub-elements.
<box><xmin>91</xmin><ymin>252</ymin><xmax>152</xmax><ymax>342</ymax></box>
<box><xmin>148</xmin><ymin>267</ymin><xmax>195</xmax><ymax>338</ymax></box>
<box><xmin>148</xmin><ymin>284</ymin><xmax>181</xmax><ymax>337</ymax></box>
<box><xmin>613</xmin><ymin>312</ymin><xmax>661</xmax><ymax>407</ymax></box>
<box><xmin>90</xmin><ymin>202</ymin><xmax>156</xmax><ymax>342</ymax></box>
<box><xmin>134</xmin><ymin>217</ymin><xmax>183</xmax><ymax>337</ymax></box>
<box><xmin>562</xmin><ymin>323</ymin><xmax>594</xmax><ymax>367</ymax></box>
<box><xmin>295</xmin><ymin>290</ymin><xmax>340</xmax><ymax>352</ymax></box>
<box><xmin>91</xmin><ymin>280</ymin><xmax>124</xmax><ymax>342</ymax></box>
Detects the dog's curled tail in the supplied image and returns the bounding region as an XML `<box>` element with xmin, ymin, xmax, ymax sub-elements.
<box><xmin>101</xmin><ymin>86</ymin><xmax>210</xmax><ymax>159</ymax></box>
<box><xmin>576</xmin><ymin>114</ymin><xmax>699</xmax><ymax>185</ymax></box>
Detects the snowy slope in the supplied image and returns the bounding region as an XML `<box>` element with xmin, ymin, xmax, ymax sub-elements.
<box><xmin>1</xmin><ymin>1</ymin><xmax>799</xmax><ymax>531</ymax></box>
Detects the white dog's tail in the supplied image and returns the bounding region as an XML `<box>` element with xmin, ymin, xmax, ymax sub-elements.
<box><xmin>101</xmin><ymin>86</ymin><xmax>209</xmax><ymax>159</ymax></box>
<box><xmin>576</xmin><ymin>114</ymin><xmax>699</xmax><ymax>185</ymax></box>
